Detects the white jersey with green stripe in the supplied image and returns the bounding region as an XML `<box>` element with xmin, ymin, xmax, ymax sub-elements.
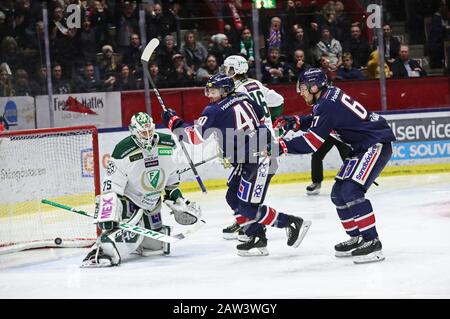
<box><xmin>234</xmin><ymin>77</ymin><xmax>284</xmax><ymax>134</ymax></box>
<box><xmin>102</xmin><ymin>132</ymin><xmax>179</xmax><ymax>211</ymax></box>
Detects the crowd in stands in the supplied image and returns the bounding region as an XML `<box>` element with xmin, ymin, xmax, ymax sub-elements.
<box><xmin>0</xmin><ymin>0</ymin><xmax>448</xmax><ymax>97</ymax></box>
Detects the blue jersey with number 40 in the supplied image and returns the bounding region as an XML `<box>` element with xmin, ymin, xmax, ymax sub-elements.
<box><xmin>179</xmin><ymin>92</ymin><xmax>269</xmax><ymax>163</ymax></box>
<box><xmin>285</xmin><ymin>86</ymin><xmax>396</xmax><ymax>154</ymax></box>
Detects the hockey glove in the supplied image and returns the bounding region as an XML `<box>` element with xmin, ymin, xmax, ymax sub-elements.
<box><xmin>162</xmin><ymin>108</ymin><xmax>183</xmax><ymax>131</ymax></box>
<box><xmin>163</xmin><ymin>197</ymin><xmax>202</xmax><ymax>225</ymax></box>
<box><xmin>273</xmin><ymin>115</ymin><xmax>301</xmax><ymax>133</ymax></box>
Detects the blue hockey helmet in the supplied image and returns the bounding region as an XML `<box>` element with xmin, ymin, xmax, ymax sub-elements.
<box><xmin>204</xmin><ymin>73</ymin><xmax>235</xmax><ymax>98</ymax></box>
<box><xmin>297</xmin><ymin>68</ymin><xmax>328</xmax><ymax>94</ymax></box>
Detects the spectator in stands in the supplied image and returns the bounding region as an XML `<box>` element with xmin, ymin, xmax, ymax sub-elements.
<box><xmin>165</xmin><ymin>2</ymin><xmax>182</xmax><ymax>33</ymax></box>
<box><xmin>157</xmin><ymin>34</ymin><xmax>179</xmax><ymax>77</ymax></box>
<box><xmin>261</xmin><ymin>47</ymin><xmax>288</xmax><ymax>84</ymax></box>
<box><xmin>13</xmin><ymin>69</ymin><xmax>32</xmax><ymax>96</ymax></box>
<box><xmin>0</xmin><ymin>10</ymin><xmax>10</xmax><ymax>40</ymax></box>
<box><xmin>286</xmin><ymin>24</ymin><xmax>312</xmax><ymax>64</ymax></box>
<box><xmin>373</xmin><ymin>23</ymin><xmax>400</xmax><ymax>66</ymax></box>
<box><xmin>319</xmin><ymin>53</ymin><xmax>337</xmax><ymax>81</ymax></box>
<box><xmin>391</xmin><ymin>45</ymin><xmax>427</xmax><ymax>78</ymax></box>
<box><xmin>239</xmin><ymin>27</ymin><xmax>256</xmax><ymax>70</ymax></box>
<box><xmin>366</xmin><ymin>50</ymin><xmax>392</xmax><ymax>80</ymax></box>
<box><xmin>116</xmin><ymin>1</ymin><xmax>138</xmax><ymax>54</ymax></box>
<box><xmin>146</xmin><ymin>2</ymin><xmax>170</xmax><ymax>42</ymax></box>
<box><xmin>209</xmin><ymin>33</ymin><xmax>234</xmax><ymax>66</ymax></box>
<box><xmin>91</xmin><ymin>0</ymin><xmax>113</xmax><ymax>49</ymax></box>
<box><xmin>79</xmin><ymin>17</ymin><xmax>98</xmax><ymax>66</ymax></box>
<box><xmin>343</xmin><ymin>25</ymin><xmax>371</xmax><ymax>69</ymax></box>
<box><xmin>166</xmin><ymin>53</ymin><xmax>194</xmax><ymax>88</ymax></box>
<box><xmin>50</xmin><ymin>6</ymin><xmax>79</xmax><ymax>79</ymax></box>
<box><xmin>336</xmin><ymin>52</ymin><xmax>366</xmax><ymax>80</ymax></box>
<box><xmin>1</xmin><ymin>36</ymin><xmax>25</xmax><ymax>74</ymax></box>
<box><xmin>333</xmin><ymin>1</ymin><xmax>351</xmax><ymax>43</ymax></box>
<box><xmin>313</xmin><ymin>25</ymin><xmax>342</xmax><ymax>70</ymax></box>
<box><xmin>0</xmin><ymin>66</ymin><xmax>15</xmax><ymax>97</ymax></box>
<box><xmin>97</xmin><ymin>45</ymin><xmax>121</xmax><ymax>80</ymax></box>
<box><xmin>74</xmin><ymin>62</ymin><xmax>102</xmax><ymax>93</ymax></box>
<box><xmin>180</xmin><ymin>30</ymin><xmax>209</xmax><ymax>72</ymax></box>
<box><xmin>52</xmin><ymin>63</ymin><xmax>71</xmax><ymax>94</ymax></box>
<box><xmin>426</xmin><ymin>3</ymin><xmax>450</xmax><ymax>68</ymax></box>
<box><xmin>222</xmin><ymin>0</ymin><xmax>246</xmax><ymax>52</ymax></box>
<box><xmin>266</xmin><ymin>17</ymin><xmax>285</xmax><ymax>53</ymax></box>
<box><xmin>287</xmin><ymin>49</ymin><xmax>312</xmax><ymax>82</ymax></box>
<box><xmin>30</xmin><ymin>65</ymin><xmax>48</xmax><ymax>96</ymax></box>
<box><xmin>113</xmin><ymin>64</ymin><xmax>137</xmax><ymax>91</ymax></box>
<box><xmin>286</xmin><ymin>0</ymin><xmax>319</xmax><ymax>43</ymax></box>
<box><xmin>195</xmin><ymin>53</ymin><xmax>219</xmax><ymax>85</ymax></box>
<box><xmin>148</xmin><ymin>60</ymin><xmax>167</xmax><ymax>89</ymax></box>
<box><xmin>123</xmin><ymin>33</ymin><xmax>143</xmax><ymax>77</ymax></box>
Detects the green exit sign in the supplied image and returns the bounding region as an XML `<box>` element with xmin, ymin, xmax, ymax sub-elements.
<box><xmin>254</xmin><ymin>0</ymin><xmax>276</xmax><ymax>9</ymax></box>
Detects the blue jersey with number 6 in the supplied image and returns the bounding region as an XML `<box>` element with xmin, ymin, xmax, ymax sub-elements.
<box><xmin>286</xmin><ymin>86</ymin><xmax>396</xmax><ymax>154</ymax></box>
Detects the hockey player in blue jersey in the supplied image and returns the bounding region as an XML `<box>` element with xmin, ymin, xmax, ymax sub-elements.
<box><xmin>276</xmin><ymin>68</ymin><xmax>396</xmax><ymax>264</ymax></box>
<box><xmin>162</xmin><ymin>73</ymin><xmax>311</xmax><ymax>256</ymax></box>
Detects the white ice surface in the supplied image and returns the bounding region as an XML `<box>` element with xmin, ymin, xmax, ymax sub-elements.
<box><xmin>1</xmin><ymin>173</ymin><xmax>449</xmax><ymax>299</ymax></box>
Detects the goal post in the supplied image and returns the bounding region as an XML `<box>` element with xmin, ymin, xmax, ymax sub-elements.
<box><xmin>0</xmin><ymin>126</ymin><xmax>100</xmax><ymax>254</ymax></box>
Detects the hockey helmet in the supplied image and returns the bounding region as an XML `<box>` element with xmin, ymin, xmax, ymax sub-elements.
<box><xmin>129</xmin><ymin>112</ymin><xmax>156</xmax><ymax>152</ymax></box>
<box><xmin>204</xmin><ymin>73</ymin><xmax>235</xmax><ymax>98</ymax></box>
<box><xmin>297</xmin><ymin>68</ymin><xmax>328</xmax><ymax>94</ymax></box>
<box><xmin>223</xmin><ymin>55</ymin><xmax>249</xmax><ymax>76</ymax></box>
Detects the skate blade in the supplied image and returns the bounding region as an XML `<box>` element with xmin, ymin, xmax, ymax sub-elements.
<box><xmin>223</xmin><ymin>233</ymin><xmax>239</xmax><ymax>240</ymax></box>
<box><xmin>292</xmin><ymin>220</ymin><xmax>312</xmax><ymax>248</ymax></box>
<box><xmin>353</xmin><ymin>251</ymin><xmax>385</xmax><ymax>264</ymax></box>
<box><xmin>80</xmin><ymin>259</ymin><xmax>114</xmax><ymax>268</ymax></box>
<box><xmin>306</xmin><ymin>190</ymin><xmax>320</xmax><ymax>196</ymax></box>
<box><xmin>335</xmin><ymin>250</ymin><xmax>353</xmax><ymax>257</ymax></box>
<box><xmin>237</xmin><ymin>247</ymin><xmax>269</xmax><ymax>257</ymax></box>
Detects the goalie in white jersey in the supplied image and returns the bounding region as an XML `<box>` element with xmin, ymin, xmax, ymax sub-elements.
<box><xmin>221</xmin><ymin>55</ymin><xmax>285</xmax><ymax>241</ymax></box>
<box><xmin>81</xmin><ymin>112</ymin><xmax>202</xmax><ymax>267</ymax></box>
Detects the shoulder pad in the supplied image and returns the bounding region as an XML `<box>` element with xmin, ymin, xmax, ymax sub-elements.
<box><xmin>112</xmin><ymin>136</ymin><xmax>139</xmax><ymax>159</ymax></box>
<box><xmin>156</xmin><ymin>132</ymin><xmax>176</xmax><ymax>147</ymax></box>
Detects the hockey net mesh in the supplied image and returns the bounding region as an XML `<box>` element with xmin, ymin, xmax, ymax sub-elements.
<box><xmin>0</xmin><ymin>127</ymin><xmax>98</xmax><ymax>254</ymax></box>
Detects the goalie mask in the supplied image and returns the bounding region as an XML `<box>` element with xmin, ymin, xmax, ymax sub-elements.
<box><xmin>129</xmin><ymin>112</ymin><xmax>157</xmax><ymax>152</ymax></box>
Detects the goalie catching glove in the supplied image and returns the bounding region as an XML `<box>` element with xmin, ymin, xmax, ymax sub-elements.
<box><xmin>164</xmin><ymin>197</ymin><xmax>202</xmax><ymax>225</ymax></box>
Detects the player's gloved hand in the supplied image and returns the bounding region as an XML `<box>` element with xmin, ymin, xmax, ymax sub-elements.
<box><xmin>277</xmin><ymin>138</ymin><xmax>288</xmax><ymax>156</ymax></box>
<box><xmin>163</xmin><ymin>197</ymin><xmax>202</xmax><ymax>225</ymax></box>
<box><xmin>273</xmin><ymin>115</ymin><xmax>301</xmax><ymax>133</ymax></box>
<box><xmin>162</xmin><ymin>108</ymin><xmax>183</xmax><ymax>131</ymax></box>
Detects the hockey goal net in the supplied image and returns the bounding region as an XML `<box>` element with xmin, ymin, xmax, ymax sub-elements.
<box><xmin>0</xmin><ymin>126</ymin><xmax>100</xmax><ymax>254</ymax></box>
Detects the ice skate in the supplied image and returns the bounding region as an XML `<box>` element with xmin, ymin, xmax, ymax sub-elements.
<box><xmin>352</xmin><ymin>237</ymin><xmax>385</xmax><ymax>264</ymax></box>
<box><xmin>285</xmin><ymin>215</ymin><xmax>311</xmax><ymax>248</ymax></box>
<box><xmin>334</xmin><ymin>235</ymin><xmax>364</xmax><ymax>257</ymax></box>
<box><xmin>222</xmin><ymin>221</ymin><xmax>240</xmax><ymax>240</ymax></box>
<box><xmin>237</xmin><ymin>228</ymin><xmax>250</xmax><ymax>242</ymax></box>
<box><xmin>306</xmin><ymin>182</ymin><xmax>321</xmax><ymax>195</ymax></box>
<box><xmin>237</xmin><ymin>231</ymin><xmax>269</xmax><ymax>256</ymax></box>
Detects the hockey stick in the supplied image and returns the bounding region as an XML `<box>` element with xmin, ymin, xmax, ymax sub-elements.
<box><xmin>141</xmin><ymin>38</ymin><xmax>207</xmax><ymax>194</ymax></box>
<box><xmin>179</xmin><ymin>154</ymin><xmax>220</xmax><ymax>174</ymax></box>
<box><xmin>41</xmin><ymin>199</ymin><xmax>205</xmax><ymax>244</ymax></box>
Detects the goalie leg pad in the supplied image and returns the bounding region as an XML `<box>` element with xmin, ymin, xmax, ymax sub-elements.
<box><xmin>81</xmin><ymin>245</ymin><xmax>117</xmax><ymax>268</ymax></box>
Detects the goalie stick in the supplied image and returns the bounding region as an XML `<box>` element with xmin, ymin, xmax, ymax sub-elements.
<box><xmin>41</xmin><ymin>199</ymin><xmax>205</xmax><ymax>244</ymax></box>
<box><xmin>141</xmin><ymin>38</ymin><xmax>207</xmax><ymax>194</ymax></box>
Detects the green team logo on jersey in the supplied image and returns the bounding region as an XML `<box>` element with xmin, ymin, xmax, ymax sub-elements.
<box><xmin>141</xmin><ymin>169</ymin><xmax>165</xmax><ymax>191</ymax></box>
<box><xmin>158</xmin><ymin>147</ymin><xmax>173</xmax><ymax>156</ymax></box>
<box><xmin>147</xmin><ymin>170</ymin><xmax>160</xmax><ymax>189</ymax></box>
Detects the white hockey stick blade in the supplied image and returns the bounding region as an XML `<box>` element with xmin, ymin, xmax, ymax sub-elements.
<box><xmin>141</xmin><ymin>38</ymin><xmax>160</xmax><ymax>63</ymax></box>
<box><xmin>172</xmin><ymin>219</ymin><xmax>206</xmax><ymax>240</ymax></box>
<box><xmin>118</xmin><ymin>219</ymin><xmax>206</xmax><ymax>244</ymax></box>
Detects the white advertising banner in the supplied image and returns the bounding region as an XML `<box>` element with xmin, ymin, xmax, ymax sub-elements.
<box><xmin>0</xmin><ymin>96</ymin><xmax>36</xmax><ymax>130</ymax></box>
<box><xmin>35</xmin><ymin>92</ymin><xmax>122</xmax><ymax>128</ymax></box>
